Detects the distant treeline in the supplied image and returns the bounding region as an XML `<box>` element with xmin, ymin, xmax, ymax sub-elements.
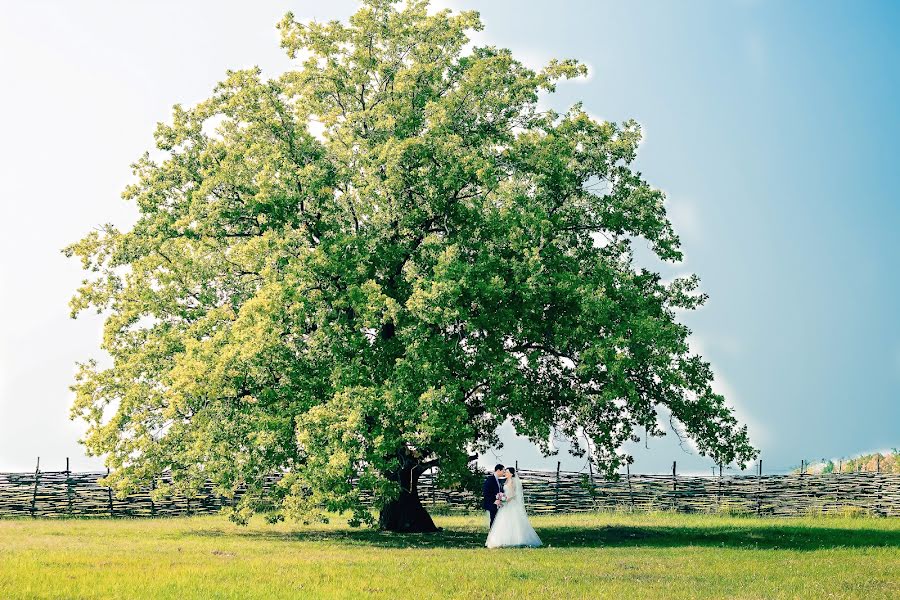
<box><xmin>795</xmin><ymin>451</ymin><xmax>899</xmax><ymax>475</ymax></box>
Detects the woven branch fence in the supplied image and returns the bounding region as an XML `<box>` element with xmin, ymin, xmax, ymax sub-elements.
<box><xmin>2</xmin><ymin>459</ymin><xmax>898</xmax><ymax>518</ymax></box>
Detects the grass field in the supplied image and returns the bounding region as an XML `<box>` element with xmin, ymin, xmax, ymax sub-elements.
<box><xmin>1</xmin><ymin>511</ymin><xmax>897</xmax><ymax>599</ymax></box>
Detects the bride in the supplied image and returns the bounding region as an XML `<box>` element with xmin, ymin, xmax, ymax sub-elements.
<box><xmin>485</xmin><ymin>467</ymin><xmax>542</xmax><ymax>548</ymax></box>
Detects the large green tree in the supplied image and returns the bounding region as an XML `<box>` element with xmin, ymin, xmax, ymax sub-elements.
<box><xmin>65</xmin><ymin>0</ymin><xmax>755</xmax><ymax>532</ymax></box>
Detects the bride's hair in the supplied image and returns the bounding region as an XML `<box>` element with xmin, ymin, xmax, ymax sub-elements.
<box><xmin>507</xmin><ymin>467</ymin><xmax>516</xmax><ymax>477</ymax></box>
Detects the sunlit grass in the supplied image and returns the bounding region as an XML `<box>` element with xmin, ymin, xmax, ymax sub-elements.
<box><xmin>1</xmin><ymin>511</ymin><xmax>897</xmax><ymax>599</ymax></box>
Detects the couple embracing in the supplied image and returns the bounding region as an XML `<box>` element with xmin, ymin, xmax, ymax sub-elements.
<box><xmin>481</xmin><ymin>464</ymin><xmax>542</xmax><ymax>548</ymax></box>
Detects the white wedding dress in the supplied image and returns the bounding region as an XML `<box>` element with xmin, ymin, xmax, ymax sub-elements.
<box><xmin>485</xmin><ymin>476</ymin><xmax>542</xmax><ymax>548</ymax></box>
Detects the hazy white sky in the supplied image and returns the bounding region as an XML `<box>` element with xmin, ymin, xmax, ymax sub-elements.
<box><xmin>0</xmin><ymin>1</ymin><xmax>324</xmax><ymax>471</ymax></box>
<box><xmin>2</xmin><ymin>0</ymin><xmax>898</xmax><ymax>474</ymax></box>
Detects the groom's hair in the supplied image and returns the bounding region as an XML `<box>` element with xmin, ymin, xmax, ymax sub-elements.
<box><xmin>494</xmin><ymin>464</ymin><xmax>505</xmax><ymax>472</ymax></box>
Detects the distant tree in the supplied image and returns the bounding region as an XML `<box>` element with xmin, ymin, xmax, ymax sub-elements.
<box><xmin>65</xmin><ymin>0</ymin><xmax>755</xmax><ymax>532</ymax></box>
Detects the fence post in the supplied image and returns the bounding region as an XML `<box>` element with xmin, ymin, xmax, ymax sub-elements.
<box><xmin>672</xmin><ymin>461</ymin><xmax>677</xmax><ymax>511</ymax></box>
<box><xmin>877</xmin><ymin>454</ymin><xmax>881</xmax><ymax>474</ymax></box>
<box><xmin>150</xmin><ymin>478</ymin><xmax>157</xmax><ymax>517</ymax></box>
<box><xmin>106</xmin><ymin>467</ymin><xmax>114</xmax><ymax>517</ymax></box>
<box><xmin>588</xmin><ymin>458</ymin><xmax>596</xmax><ymax>508</ymax></box>
<box><xmin>756</xmin><ymin>459</ymin><xmax>762</xmax><ymax>516</ymax></box>
<box><xmin>515</xmin><ymin>461</ymin><xmax>520</xmax><ymax>505</ymax></box>
<box><xmin>717</xmin><ymin>463</ymin><xmax>723</xmax><ymax>509</ymax></box>
<box><xmin>65</xmin><ymin>457</ymin><xmax>73</xmax><ymax>515</ymax></box>
<box><xmin>800</xmin><ymin>460</ymin><xmax>809</xmax><ymax>513</ymax></box>
<box><xmin>626</xmin><ymin>462</ymin><xmax>634</xmax><ymax>510</ymax></box>
<box><xmin>431</xmin><ymin>466</ymin><xmax>436</xmax><ymax>506</ymax></box>
<box><xmin>554</xmin><ymin>461</ymin><xmax>561</xmax><ymax>512</ymax></box>
<box><xmin>30</xmin><ymin>457</ymin><xmax>41</xmax><ymax>518</ymax></box>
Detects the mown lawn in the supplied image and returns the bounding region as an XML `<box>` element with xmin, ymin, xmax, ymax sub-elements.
<box><xmin>0</xmin><ymin>511</ymin><xmax>897</xmax><ymax>599</ymax></box>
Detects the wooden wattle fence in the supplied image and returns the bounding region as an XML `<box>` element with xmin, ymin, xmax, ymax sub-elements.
<box><xmin>0</xmin><ymin>460</ymin><xmax>231</xmax><ymax>518</ymax></box>
<box><xmin>1</xmin><ymin>459</ymin><xmax>898</xmax><ymax>518</ymax></box>
<box><xmin>511</xmin><ymin>469</ymin><xmax>900</xmax><ymax>517</ymax></box>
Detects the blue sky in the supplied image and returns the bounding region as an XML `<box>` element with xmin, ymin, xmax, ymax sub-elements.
<box><xmin>0</xmin><ymin>1</ymin><xmax>897</xmax><ymax>474</ymax></box>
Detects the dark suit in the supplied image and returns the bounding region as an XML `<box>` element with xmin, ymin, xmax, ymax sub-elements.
<box><xmin>482</xmin><ymin>473</ymin><xmax>504</xmax><ymax>526</ymax></box>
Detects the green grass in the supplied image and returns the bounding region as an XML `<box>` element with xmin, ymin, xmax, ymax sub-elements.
<box><xmin>1</xmin><ymin>512</ymin><xmax>897</xmax><ymax>599</ymax></box>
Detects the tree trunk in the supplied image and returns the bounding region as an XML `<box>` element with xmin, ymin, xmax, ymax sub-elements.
<box><xmin>379</xmin><ymin>466</ymin><xmax>439</xmax><ymax>533</ymax></box>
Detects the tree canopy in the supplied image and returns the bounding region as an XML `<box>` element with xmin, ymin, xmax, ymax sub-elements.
<box><xmin>65</xmin><ymin>0</ymin><xmax>755</xmax><ymax>530</ymax></box>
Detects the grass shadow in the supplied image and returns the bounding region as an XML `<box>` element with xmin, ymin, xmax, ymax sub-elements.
<box><xmin>536</xmin><ymin>523</ymin><xmax>900</xmax><ymax>551</ymax></box>
<box><xmin>191</xmin><ymin>521</ymin><xmax>900</xmax><ymax>551</ymax></box>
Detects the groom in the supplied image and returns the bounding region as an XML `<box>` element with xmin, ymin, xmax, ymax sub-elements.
<box><xmin>482</xmin><ymin>464</ymin><xmax>505</xmax><ymax>527</ymax></box>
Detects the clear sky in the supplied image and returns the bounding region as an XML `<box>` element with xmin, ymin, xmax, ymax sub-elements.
<box><xmin>1</xmin><ymin>1</ymin><xmax>897</xmax><ymax>475</ymax></box>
